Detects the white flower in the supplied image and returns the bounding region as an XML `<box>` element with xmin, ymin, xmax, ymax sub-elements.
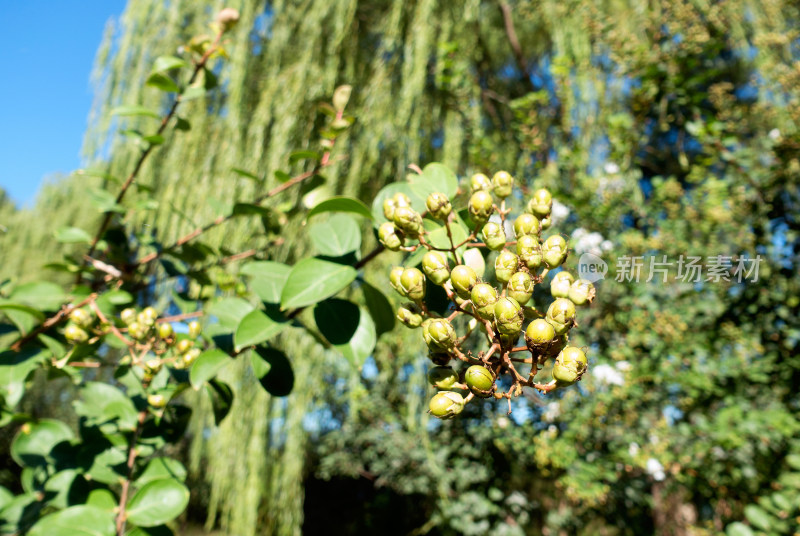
<box><xmin>550</xmin><ymin>200</ymin><xmax>570</xmax><ymax>226</ymax></box>
<box><xmin>572</xmin><ymin>228</ymin><xmax>607</xmax><ymax>257</ymax></box>
<box><xmin>596</xmin><ymin>176</ymin><xmax>626</xmax><ymax>197</ymax></box>
<box><xmin>601</xmin><ymin>240</ymin><xmax>613</xmax><ymax>252</ymax></box>
<box><xmin>542</xmin><ymin>402</ymin><xmax>561</xmax><ymax>422</ymax></box>
<box><xmin>496</xmin><ymin>416</ymin><xmax>510</xmax><ymax>429</ymax></box>
<box><xmin>592</xmin><ymin>364</ymin><xmax>625</xmax><ymax>386</ymax></box>
<box><xmin>646</xmin><ymin>458</ymin><xmax>666</xmax><ymax>481</ymax></box>
<box><xmin>604</xmin><ymin>162</ymin><xmax>620</xmax><ymax>174</ymax></box>
<box><xmin>628</xmin><ymin>442</ymin><xmax>640</xmax><ymax>457</ymax></box>
<box><xmin>769</xmin><ymin>128</ymin><xmax>781</xmax><ymax>140</ymax></box>
<box><xmin>616</xmin><ymin>360</ymin><xmax>632</xmax><ymax>372</ymax></box>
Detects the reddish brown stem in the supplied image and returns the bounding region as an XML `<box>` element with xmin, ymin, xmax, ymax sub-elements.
<box><xmin>10</xmin><ymin>293</ymin><xmax>99</xmax><ymax>352</ymax></box>
<box><xmin>116</xmin><ymin>409</ymin><xmax>148</xmax><ymax>535</ymax></box>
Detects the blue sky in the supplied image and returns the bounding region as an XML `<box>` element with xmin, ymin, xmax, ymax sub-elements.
<box><xmin>0</xmin><ymin>1</ymin><xmax>127</xmax><ymax>207</ymax></box>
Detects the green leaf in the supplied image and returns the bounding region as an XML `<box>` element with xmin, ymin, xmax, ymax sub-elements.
<box><xmin>786</xmin><ymin>454</ymin><xmax>800</xmax><ymax>471</ymax></box>
<box><xmin>152</xmin><ymin>55</ymin><xmax>188</xmax><ymax>73</ymax></box>
<box><xmin>54</xmin><ymin>226</ymin><xmax>92</xmax><ymax>244</ymax></box>
<box><xmin>275</xmin><ymin>170</ymin><xmax>291</xmax><ymax>183</ymax></box>
<box><xmin>174</xmin><ymin>117</ymin><xmax>190</xmax><ymax>131</ymax></box>
<box><xmin>104</xmin><ymin>289</ymin><xmax>134</xmax><ymax>305</ymax></box>
<box><xmin>251</xmin><ymin>347</ymin><xmax>293</xmax><ymax>397</ymax></box>
<box><xmin>726</xmin><ymin>522</ymin><xmax>754</xmax><ymax>536</ymax></box>
<box><xmin>0</xmin><ymin>348</ymin><xmax>49</xmax><ymax>407</ymax></box>
<box><xmin>206</xmin><ymin>298</ymin><xmax>254</xmax><ymax>330</ymax></box>
<box><xmin>240</xmin><ymin>262</ymin><xmax>291</xmax><ymax>304</ymax></box>
<box><xmin>206</xmin><ymin>380</ymin><xmax>233</xmax><ymax>425</ymax></box>
<box><xmin>28</xmin><ymin>505</ymin><xmax>115</xmax><ymax>536</ymax></box>
<box><xmin>143</xmin><ymin>134</ymin><xmax>165</xmax><ymax>145</ymax></box>
<box><xmin>231</xmin><ymin>168</ymin><xmax>262</xmax><ymax>181</ymax></box>
<box><xmin>280</xmin><ymin>258</ymin><xmax>358</xmax><ymax>310</ymax></box>
<box><xmin>73</xmin><ymin>382</ymin><xmax>139</xmax><ymax>431</ymax></box>
<box><xmin>314</xmin><ymin>300</ymin><xmax>376</xmax><ymax>367</ymax></box>
<box><xmin>110</xmin><ymin>105</ymin><xmax>160</xmax><ymax>119</ymax></box>
<box><xmin>126</xmin><ymin>478</ymin><xmax>190</xmax><ymax>527</ymax></box>
<box><xmin>11</xmin><ymin>419</ymin><xmax>74</xmax><ymax>468</ymax></box>
<box><xmin>289</xmin><ymin>150</ymin><xmax>321</xmax><ymax>163</ymax></box>
<box><xmin>309</xmin><ymin>214</ymin><xmax>361</xmax><ymax>257</ymax></box>
<box><xmin>189</xmin><ymin>349</ymin><xmax>231</xmax><ymax>389</ymax></box>
<box><xmin>136</xmin><ymin>457</ymin><xmax>187</xmax><ymax>486</ymax></box>
<box><xmin>0</xmin><ymin>493</ymin><xmax>43</xmax><ymax>534</ymax></box>
<box><xmin>232</xmin><ymin>203</ymin><xmax>271</xmax><ymax>217</ymax></box>
<box><xmin>743</xmin><ymin>504</ymin><xmax>772</xmax><ymax>531</ymax></box>
<box><xmin>234</xmin><ymin>309</ymin><xmax>288</xmax><ymax>351</ymax></box>
<box><xmin>10</xmin><ymin>281</ymin><xmax>66</xmax><ymax>311</ymax></box>
<box><xmin>409</xmin><ymin>162</ymin><xmax>459</xmax><ymax>200</ymax></box>
<box><xmin>371</xmin><ymin>182</ymin><xmax>425</xmax><ymax>224</ymax></box>
<box><xmin>88</xmin><ymin>188</ymin><xmax>124</xmax><ymax>214</ymax></box>
<box><xmin>85</xmin><ymin>489</ymin><xmax>117</xmax><ymax>511</ymax></box>
<box><xmin>0</xmin><ymin>486</ymin><xmax>12</xmax><ymax>510</ymax></box>
<box><xmin>146</xmin><ymin>72</ymin><xmax>180</xmax><ymax>93</ymax></box>
<box><xmin>0</xmin><ymin>302</ymin><xmax>45</xmax><ymax>321</ymax></box>
<box><xmin>307</xmin><ymin>196</ymin><xmax>374</xmax><ymax>220</ymax></box>
<box><xmin>361</xmin><ymin>281</ymin><xmax>395</xmax><ymax>336</ymax></box>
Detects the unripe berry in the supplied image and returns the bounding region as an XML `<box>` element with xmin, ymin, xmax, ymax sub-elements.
<box><xmin>64</xmin><ymin>324</ymin><xmax>89</xmax><ymax>344</ymax></box>
<box><xmin>392</xmin><ymin>206</ymin><xmax>423</xmax><ymax>238</ymax></box>
<box><xmin>513</xmin><ymin>213</ymin><xmax>540</xmax><ymax>238</ymax></box>
<box><xmin>176</xmin><ymin>339</ymin><xmax>194</xmax><ymax>354</ymax></box>
<box><xmin>429</xmin><ymin>391</ymin><xmax>465</xmax><ymax>419</ymax></box>
<box><xmin>491</xmin><ymin>170</ymin><xmax>514</xmax><ymax>198</ymax></box>
<box><xmin>397</xmin><ymin>303</ymin><xmax>424</xmax><ymax>328</ymax></box>
<box><xmin>465</xmin><ymin>365</ymin><xmax>494</xmax><ymax>397</ymax></box>
<box><xmin>120</xmin><ymin>308</ymin><xmax>137</xmax><ymax>325</ymax></box>
<box><xmin>507</xmin><ymin>271</ymin><xmax>534</xmax><ymax>305</ymax></box>
<box><xmin>568</xmin><ymin>279</ymin><xmax>596</xmax><ymax>306</ymax></box>
<box><xmin>450</xmin><ymin>265</ymin><xmax>478</xmax><ymax>298</ymax></box>
<box><xmin>426</xmin><ymin>192</ymin><xmax>452</xmax><ymax>220</ymax></box>
<box><xmin>540</xmin><ymin>216</ymin><xmax>552</xmax><ymax>230</ymax></box>
<box><xmin>127</xmin><ymin>321</ymin><xmax>146</xmax><ymax>340</ymax></box>
<box><xmin>494</xmin><ymin>297</ymin><xmax>523</xmax><ymax>336</ymax></box>
<box><xmin>494</xmin><ymin>250</ymin><xmax>519</xmax><ymax>284</ymax></box>
<box><xmin>516</xmin><ymin>235</ymin><xmax>543</xmax><ymax>270</ymax></box>
<box><xmin>542</xmin><ymin>235</ymin><xmax>568</xmax><ymax>269</ymax></box>
<box><xmin>527</xmin><ymin>188</ymin><xmax>553</xmax><ymax>218</ymax></box>
<box><xmin>147</xmin><ymin>393</ymin><xmax>167</xmax><ymax>408</ymax></box>
<box><xmin>378</xmin><ymin>222</ymin><xmax>405</xmax><ymax>251</ymax></box>
<box><xmin>468</xmin><ymin>190</ymin><xmax>494</xmax><ymax>225</ymax></box>
<box><xmin>470</xmin><ymin>173</ymin><xmax>492</xmax><ymax>193</ymax></box>
<box><xmin>428</xmin><ymin>351</ymin><xmax>452</xmax><ymax>366</ymax></box>
<box><xmin>389</xmin><ymin>266</ymin><xmax>406</xmax><ymax>297</ymax></box>
<box><xmin>422</xmin><ymin>251</ymin><xmax>450</xmax><ymax>285</ymax></box>
<box><xmin>427</xmin><ymin>366</ymin><xmax>459</xmax><ymax>389</ymax></box>
<box><xmin>400</xmin><ymin>267</ymin><xmax>426</xmax><ymax>301</ymax></box>
<box><xmin>158</xmin><ymin>323</ymin><xmax>174</xmax><ymax>340</ymax></box>
<box><xmin>550</xmin><ymin>271</ymin><xmax>575</xmax><ymax>298</ymax></box>
<box><xmin>183</xmin><ymin>348</ymin><xmax>201</xmax><ymax>367</ymax></box>
<box><xmin>552</xmin><ymin>346</ymin><xmax>588</xmax><ymax>385</ymax></box>
<box><xmin>69</xmin><ymin>308</ymin><xmax>93</xmax><ymax>329</ymax></box>
<box><xmin>546</xmin><ymin>298</ymin><xmax>576</xmax><ymax>335</ymax></box>
<box><xmin>423</xmin><ymin>318</ymin><xmax>457</xmax><ymax>350</ymax></box>
<box><xmin>481</xmin><ymin>222</ymin><xmax>506</xmax><ymax>251</ymax></box>
<box><xmin>525</xmin><ymin>318</ymin><xmax>556</xmax><ymax>346</ymax></box>
<box><xmin>138</xmin><ymin>307</ymin><xmax>158</xmax><ymax>327</ymax></box>
<box><xmin>144</xmin><ymin>358</ymin><xmax>162</xmax><ymax>374</ymax></box>
<box><xmin>188</xmin><ymin>320</ymin><xmax>202</xmax><ymax>339</ymax></box>
<box><xmin>470</xmin><ymin>283</ymin><xmax>498</xmax><ymax>320</ymax></box>
<box><xmin>383</xmin><ymin>192</ymin><xmax>411</xmax><ymax>221</ymax></box>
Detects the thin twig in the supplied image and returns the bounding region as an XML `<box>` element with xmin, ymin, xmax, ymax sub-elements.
<box><xmin>10</xmin><ymin>294</ymin><xmax>99</xmax><ymax>352</ymax></box>
<box><xmin>116</xmin><ymin>409</ymin><xmax>148</xmax><ymax>535</ymax></box>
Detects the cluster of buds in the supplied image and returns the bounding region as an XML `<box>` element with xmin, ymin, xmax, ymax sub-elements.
<box><xmin>381</xmin><ymin>170</ymin><xmax>595</xmax><ymax>419</ymax></box>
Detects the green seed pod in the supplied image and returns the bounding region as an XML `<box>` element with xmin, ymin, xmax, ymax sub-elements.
<box><xmin>507</xmin><ymin>271</ymin><xmax>534</xmax><ymax>305</ymax></box>
<box><xmin>69</xmin><ymin>308</ymin><xmax>93</xmax><ymax>329</ymax></box>
<box><xmin>470</xmin><ymin>173</ymin><xmax>492</xmax><ymax>193</ymax></box>
<box><xmin>450</xmin><ymin>265</ymin><xmax>478</xmax><ymax>298</ymax></box>
<box><xmin>158</xmin><ymin>323</ymin><xmax>174</xmax><ymax>339</ymax></box>
<box><xmin>481</xmin><ymin>222</ymin><xmax>507</xmax><ymax>251</ymax></box>
<box><xmin>422</xmin><ymin>251</ymin><xmax>450</xmax><ymax>285</ymax></box>
<box><xmin>513</xmin><ymin>213</ymin><xmax>540</xmax><ymax>238</ymax></box>
<box><xmin>546</xmin><ymin>298</ymin><xmax>576</xmax><ymax>335</ymax></box>
<box><xmin>468</xmin><ymin>190</ymin><xmax>494</xmax><ymax>225</ymax></box>
<box><xmin>120</xmin><ymin>308</ymin><xmax>137</xmax><ymax>325</ymax></box>
<box><xmin>400</xmin><ymin>267</ymin><xmax>426</xmax><ymax>301</ymax></box>
<box><xmin>144</xmin><ymin>358</ymin><xmax>162</xmax><ymax>375</ymax></box>
<box><xmin>397</xmin><ymin>303</ymin><xmax>424</xmax><ymax>328</ymax></box>
<box><xmin>378</xmin><ymin>222</ymin><xmax>405</xmax><ymax>251</ymax></box>
<box><xmin>427</xmin><ymin>366</ymin><xmax>459</xmax><ymax>389</ymax></box>
<box><xmin>465</xmin><ymin>365</ymin><xmax>494</xmax><ymax>397</ymax></box>
<box><xmin>516</xmin><ymin>235</ymin><xmax>543</xmax><ymax>270</ymax></box>
<box><xmin>183</xmin><ymin>348</ymin><xmax>201</xmax><ymax>367</ymax></box>
<box><xmin>494</xmin><ymin>250</ymin><xmax>519</xmax><ymax>284</ymax></box>
<box><xmin>423</xmin><ymin>318</ymin><xmax>457</xmax><ymax>350</ymax></box>
<box><xmin>470</xmin><ymin>283</ymin><xmax>498</xmax><ymax>320</ymax></box>
<box><xmin>393</xmin><ymin>206</ymin><xmax>423</xmax><ymax>238</ymax></box>
<box><xmin>64</xmin><ymin>324</ymin><xmax>89</xmax><ymax>344</ymax></box>
<box><xmin>552</xmin><ymin>346</ymin><xmax>588</xmax><ymax>385</ymax></box>
<box><xmin>428</xmin><ymin>351</ymin><xmax>452</xmax><ymax>366</ymax></box>
<box><xmin>382</xmin><ymin>197</ymin><xmax>398</xmax><ymax>221</ymax></box>
<box><xmin>188</xmin><ymin>320</ymin><xmax>202</xmax><ymax>339</ymax></box>
<box><xmin>569</xmin><ymin>279</ymin><xmax>596</xmax><ymax>306</ymax></box>
<box><xmin>494</xmin><ymin>297</ymin><xmax>523</xmax><ymax>336</ymax></box>
<box><xmin>525</xmin><ymin>318</ymin><xmax>556</xmax><ymax>347</ymax></box>
<box><xmin>540</xmin><ymin>216</ymin><xmax>552</xmax><ymax>230</ymax></box>
<box><xmin>491</xmin><ymin>170</ymin><xmax>514</xmax><ymax>198</ymax></box>
<box><xmin>550</xmin><ymin>271</ymin><xmax>575</xmax><ymax>298</ymax></box>
<box><xmin>389</xmin><ymin>266</ymin><xmax>406</xmax><ymax>297</ymax></box>
<box><xmin>429</xmin><ymin>391</ymin><xmax>465</xmax><ymax>419</ymax></box>
<box><xmin>142</xmin><ymin>307</ymin><xmax>158</xmax><ymax>322</ymax></box>
<box><xmin>542</xmin><ymin>235</ymin><xmax>568</xmax><ymax>269</ymax></box>
<box><xmin>176</xmin><ymin>339</ymin><xmax>194</xmax><ymax>354</ymax></box>
<box><xmin>426</xmin><ymin>192</ymin><xmax>452</xmax><ymax>220</ymax></box>
<box><xmin>127</xmin><ymin>321</ymin><xmax>146</xmax><ymax>340</ymax></box>
<box><xmin>545</xmin><ymin>334</ymin><xmax>568</xmax><ymax>359</ymax></box>
<box><xmin>527</xmin><ymin>188</ymin><xmax>553</xmax><ymax>218</ymax></box>
<box><xmin>147</xmin><ymin>393</ymin><xmax>167</xmax><ymax>408</ymax></box>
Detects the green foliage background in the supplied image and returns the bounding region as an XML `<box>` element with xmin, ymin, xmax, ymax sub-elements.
<box><xmin>1</xmin><ymin>0</ymin><xmax>799</xmax><ymax>535</ymax></box>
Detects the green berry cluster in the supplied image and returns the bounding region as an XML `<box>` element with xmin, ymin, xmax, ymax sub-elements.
<box><xmin>380</xmin><ymin>171</ymin><xmax>596</xmax><ymax>419</ymax></box>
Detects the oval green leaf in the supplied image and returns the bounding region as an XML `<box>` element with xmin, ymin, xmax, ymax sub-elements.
<box><xmin>307</xmin><ymin>196</ymin><xmax>374</xmax><ymax>219</ymax></box>
<box><xmin>28</xmin><ymin>505</ymin><xmax>115</xmax><ymax>536</ymax></box>
<box><xmin>136</xmin><ymin>457</ymin><xmax>187</xmax><ymax>486</ymax></box>
<box><xmin>314</xmin><ymin>300</ymin><xmax>376</xmax><ymax>367</ymax></box>
<box><xmin>409</xmin><ymin>162</ymin><xmax>459</xmax><ymax>200</ymax></box>
<box><xmin>240</xmin><ymin>261</ymin><xmax>291</xmax><ymax>304</ymax></box>
<box><xmin>126</xmin><ymin>478</ymin><xmax>190</xmax><ymax>527</ymax></box>
<box><xmin>280</xmin><ymin>258</ymin><xmax>358</xmax><ymax>310</ymax></box>
<box><xmin>110</xmin><ymin>105</ymin><xmax>160</xmax><ymax>119</ymax></box>
<box><xmin>251</xmin><ymin>347</ymin><xmax>294</xmax><ymax>397</ymax></box>
<box><xmin>189</xmin><ymin>349</ymin><xmax>231</xmax><ymax>389</ymax></box>
<box><xmin>11</xmin><ymin>419</ymin><xmax>74</xmax><ymax>468</ymax></box>
<box><xmin>309</xmin><ymin>214</ymin><xmax>361</xmax><ymax>257</ymax></box>
<box><xmin>234</xmin><ymin>309</ymin><xmax>288</xmax><ymax>351</ymax></box>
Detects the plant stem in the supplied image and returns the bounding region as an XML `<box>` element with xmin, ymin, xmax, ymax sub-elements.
<box><xmin>116</xmin><ymin>408</ymin><xmax>147</xmax><ymax>536</ymax></box>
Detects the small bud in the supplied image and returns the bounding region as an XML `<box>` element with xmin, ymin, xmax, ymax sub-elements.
<box><xmin>568</xmin><ymin>279</ymin><xmax>596</xmax><ymax>306</ymax></box>
<box><xmin>468</xmin><ymin>190</ymin><xmax>494</xmax><ymax>225</ymax></box>
<box><xmin>465</xmin><ymin>365</ymin><xmax>494</xmax><ymax>397</ymax></box>
<box><xmin>183</xmin><ymin>348</ymin><xmax>201</xmax><ymax>367</ymax></box>
<box><xmin>450</xmin><ymin>265</ymin><xmax>478</xmax><ymax>298</ymax></box>
<box><xmin>397</xmin><ymin>303</ymin><xmax>424</xmax><ymax>328</ymax></box>
<box><xmin>69</xmin><ymin>308</ymin><xmax>93</xmax><ymax>329</ymax></box>
<box><xmin>546</xmin><ymin>298</ymin><xmax>576</xmax><ymax>335</ymax></box>
<box><xmin>552</xmin><ymin>347</ymin><xmax>588</xmax><ymax>385</ymax></box>
<box><xmin>470</xmin><ymin>283</ymin><xmax>498</xmax><ymax>320</ymax></box>
<box><xmin>216</xmin><ymin>8</ymin><xmax>240</xmax><ymax>32</ymax></box>
<box><xmin>470</xmin><ymin>173</ymin><xmax>492</xmax><ymax>193</ymax></box>
<box><xmin>540</xmin><ymin>216</ymin><xmax>552</xmax><ymax>230</ymax></box>
<box><xmin>423</xmin><ymin>318</ymin><xmax>457</xmax><ymax>350</ymax></box>
<box><xmin>176</xmin><ymin>339</ymin><xmax>194</xmax><ymax>354</ymax></box>
<box><xmin>332</xmin><ymin>84</ymin><xmax>352</xmax><ymax>111</ymax></box>
<box><xmin>120</xmin><ymin>308</ymin><xmax>137</xmax><ymax>325</ymax></box>
<box><xmin>491</xmin><ymin>171</ymin><xmax>514</xmax><ymax>198</ymax></box>
<box><xmin>507</xmin><ymin>271</ymin><xmax>534</xmax><ymax>305</ymax></box>
<box><xmin>516</xmin><ymin>235</ymin><xmax>543</xmax><ymax>270</ymax></box>
<box><xmin>429</xmin><ymin>391</ymin><xmax>465</xmax><ymax>419</ymax></box>
<box><xmin>527</xmin><ymin>188</ymin><xmax>553</xmax><ymax>218</ymax></box>
<box><xmin>525</xmin><ymin>318</ymin><xmax>556</xmax><ymax>347</ymax></box>
<box><xmin>494</xmin><ymin>297</ymin><xmax>523</xmax><ymax>336</ymax></box>
<box><xmin>427</xmin><ymin>366</ymin><xmax>459</xmax><ymax>389</ymax></box>
<box><xmin>481</xmin><ymin>222</ymin><xmax>506</xmax><ymax>251</ymax></box>
<box><xmin>147</xmin><ymin>393</ymin><xmax>167</xmax><ymax>408</ymax></box>
<box><xmin>422</xmin><ymin>251</ymin><xmax>450</xmax><ymax>285</ymax></box>
<box><xmin>400</xmin><ymin>267</ymin><xmax>426</xmax><ymax>301</ymax></box>
<box><xmin>392</xmin><ymin>206</ymin><xmax>423</xmax><ymax>238</ymax></box>
<box><xmin>426</xmin><ymin>192</ymin><xmax>452</xmax><ymax>220</ymax></box>
<box><xmin>494</xmin><ymin>250</ymin><xmax>519</xmax><ymax>284</ymax></box>
<box><xmin>188</xmin><ymin>320</ymin><xmax>202</xmax><ymax>339</ymax></box>
<box><xmin>378</xmin><ymin>222</ymin><xmax>405</xmax><ymax>251</ymax></box>
<box><xmin>542</xmin><ymin>235</ymin><xmax>568</xmax><ymax>269</ymax></box>
<box><xmin>158</xmin><ymin>323</ymin><xmax>174</xmax><ymax>340</ymax></box>
<box><xmin>550</xmin><ymin>271</ymin><xmax>575</xmax><ymax>298</ymax></box>
<box><xmin>64</xmin><ymin>324</ymin><xmax>89</xmax><ymax>344</ymax></box>
<box><xmin>389</xmin><ymin>266</ymin><xmax>406</xmax><ymax>297</ymax></box>
<box><xmin>513</xmin><ymin>213</ymin><xmax>540</xmax><ymax>238</ymax></box>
